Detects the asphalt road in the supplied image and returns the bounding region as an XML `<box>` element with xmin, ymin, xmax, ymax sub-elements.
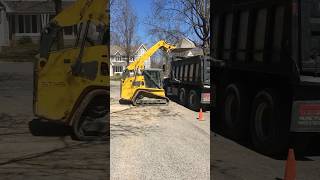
<box><xmin>4</xmin><ymin>62</ymin><xmax>319</xmax><ymax>180</ymax></box>
<box><xmin>0</xmin><ymin>62</ymin><xmax>108</xmax><ymax>180</ymax></box>
<box><xmin>211</xmin><ymin>122</ymin><xmax>320</xmax><ymax>179</ymax></box>
<box><xmin>110</xmin><ymin>81</ymin><xmax>210</xmax><ymax>180</ymax></box>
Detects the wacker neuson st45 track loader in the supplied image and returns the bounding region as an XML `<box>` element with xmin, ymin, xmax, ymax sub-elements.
<box><xmin>120</xmin><ymin>40</ymin><xmax>175</xmax><ymax>105</ymax></box>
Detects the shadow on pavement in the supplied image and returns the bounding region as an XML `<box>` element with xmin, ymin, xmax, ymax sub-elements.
<box><xmin>211</xmin><ymin>112</ymin><xmax>320</xmax><ymax>161</ymax></box>
<box><xmin>167</xmin><ymin>96</ymin><xmax>210</xmax><ymax>112</ymax></box>
<box><xmin>28</xmin><ymin>119</ymin><xmax>71</xmax><ymax>137</ymax></box>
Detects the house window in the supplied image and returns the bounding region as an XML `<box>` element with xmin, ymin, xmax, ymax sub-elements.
<box><xmin>113</xmin><ymin>66</ymin><xmax>123</xmax><ymax>73</ymax></box>
<box><xmin>18</xmin><ymin>15</ymin><xmax>24</xmax><ymax>33</ymax></box>
<box><xmin>25</xmin><ymin>15</ymin><xmax>31</xmax><ymax>33</ymax></box>
<box><xmin>17</xmin><ymin>15</ymin><xmax>40</xmax><ymax>34</ymax></box>
<box><xmin>31</xmin><ymin>15</ymin><xmax>38</xmax><ymax>33</ymax></box>
<box><xmin>116</xmin><ymin>55</ymin><xmax>121</xmax><ymax>62</ymax></box>
<box><xmin>64</xmin><ymin>26</ymin><xmax>73</xmax><ymax>35</ymax></box>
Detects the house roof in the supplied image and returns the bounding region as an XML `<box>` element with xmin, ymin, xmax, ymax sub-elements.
<box><xmin>0</xmin><ymin>0</ymin><xmax>75</xmax><ymax>14</ymax></box>
<box><xmin>110</xmin><ymin>44</ymin><xmax>148</xmax><ymax>56</ymax></box>
<box><xmin>132</xmin><ymin>44</ymin><xmax>147</xmax><ymax>54</ymax></box>
<box><xmin>171</xmin><ymin>38</ymin><xmax>204</xmax><ymax>57</ymax></box>
<box><xmin>172</xmin><ymin>37</ymin><xmax>196</xmax><ymax>53</ymax></box>
<box><xmin>110</xmin><ymin>45</ymin><xmax>126</xmax><ymax>56</ymax></box>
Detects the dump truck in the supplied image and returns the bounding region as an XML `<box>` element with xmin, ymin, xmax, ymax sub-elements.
<box><xmin>33</xmin><ymin>0</ymin><xmax>109</xmax><ymax>141</ymax></box>
<box><xmin>211</xmin><ymin>0</ymin><xmax>320</xmax><ymax>155</ymax></box>
<box><xmin>163</xmin><ymin>55</ymin><xmax>211</xmax><ymax>111</ymax></box>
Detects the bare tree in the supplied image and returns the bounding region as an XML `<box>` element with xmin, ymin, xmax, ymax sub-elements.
<box><xmin>111</xmin><ymin>0</ymin><xmax>138</xmax><ymax>66</ymax></box>
<box><xmin>147</xmin><ymin>0</ymin><xmax>210</xmax><ymax>55</ymax></box>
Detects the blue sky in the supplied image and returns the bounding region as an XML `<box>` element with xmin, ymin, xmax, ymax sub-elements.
<box><xmin>130</xmin><ymin>0</ymin><xmax>152</xmax><ymax>45</ymax></box>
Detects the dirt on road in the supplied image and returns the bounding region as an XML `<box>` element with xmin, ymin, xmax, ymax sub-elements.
<box><xmin>110</xmin><ymin>81</ymin><xmax>210</xmax><ymax>180</ymax></box>
<box><xmin>0</xmin><ymin>62</ymin><xmax>108</xmax><ymax>180</ymax></box>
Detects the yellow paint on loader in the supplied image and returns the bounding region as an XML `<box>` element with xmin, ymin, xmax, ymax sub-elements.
<box><xmin>33</xmin><ymin>0</ymin><xmax>109</xmax><ymax>140</ymax></box>
<box><xmin>35</xmin><ymin>46</ymin><xmax>108</xmax><ymax>121</ymax></box>
<box><xmin>120</xmin><ymin>40</ymin><xmax>175</xmax><ymax>105</ymax></box>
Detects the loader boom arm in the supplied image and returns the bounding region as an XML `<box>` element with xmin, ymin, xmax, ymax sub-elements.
<box><xmin>126</xmin><ymin>40</ymin><xmax>175</xmax><ymax>71</ymax></box>
<box><xmin>53</xmin><ymin>0</ymin><xmax>108</xmax><ymax>27</ymax></box>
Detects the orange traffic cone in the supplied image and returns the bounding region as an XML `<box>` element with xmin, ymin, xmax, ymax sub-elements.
<box><xmin>198</xmin><ymin>108</ymin><xmax>204</xmax><ymax>121</ymax></box>
<box><xmin>284</xmin><ymin>148</ymin><xmax>296</xmax><ymax>180</ymax></box>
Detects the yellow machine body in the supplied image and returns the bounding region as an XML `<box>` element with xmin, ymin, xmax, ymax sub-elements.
<box><xmin>120</xmin><ymin>75</ymin><xmax>165</xmax><ymax>101</ymax></box>
<box><xmin>34</xmin><ymin>46</ymin><xmax>108</xmax><ymax>123</ymax></box>
<box><xmin>33</xmin><ymin>0</ymin><xmax>109</xmax><ymax>126</ymax></box>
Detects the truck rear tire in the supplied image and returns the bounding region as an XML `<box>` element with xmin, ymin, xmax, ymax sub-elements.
<box><xmin>179</xmin><ymin>88</ymin><xmax>187</xmax><ymax>106</ymax></box>
<box><xmin>222</xmin><ymin>83</ymin><xmax>249</xmax><ymax>140</ymax></box>
<box><xmin>250</xmin><ymin>89</ymin><xmax>289</xmax><ymax>155</ymax></box>
<box><xmin>188</xmin><ymin>90</ymin><xmax>200</xmax><ymax>111</ymax></box>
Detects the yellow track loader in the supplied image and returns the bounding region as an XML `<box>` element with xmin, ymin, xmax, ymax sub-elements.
<box><xmin>120</xmin><ymin>40</ymin><xmax>175</xmax><ymax>105</ymax></box>
<box><xmin>33</xmin><ymin>0</ymin><xmax>109</xmax><ymax>140</ymax></box>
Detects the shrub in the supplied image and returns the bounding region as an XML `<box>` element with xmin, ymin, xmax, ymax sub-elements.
<box><xmin>111</xmin><ymin>73</ymin><xmax>122</xmax><ymax>81</ymax></box>
<box><xmin>18</xmin><ymin>36</ymin><xmax>33</xmax><ymax>45</ymax></box>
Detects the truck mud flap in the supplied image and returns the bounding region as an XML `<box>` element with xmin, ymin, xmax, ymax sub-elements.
<box><xmin>291</xmin><ymin>101</ymin><xmax>320</xmax><ymax>132</ymax></box>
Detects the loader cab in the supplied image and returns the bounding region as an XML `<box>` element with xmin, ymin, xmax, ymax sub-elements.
<box><xmin>143</xmin><ymin>69</ymin><xmax>163</xmax><ymax>89</ymax></box>
<box><xmin>39</xmin><ymin>22</ymin><xmax>107</xmax><ymax>60</ymax></box>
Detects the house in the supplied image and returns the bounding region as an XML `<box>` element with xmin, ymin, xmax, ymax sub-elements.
<box><xmin>0</xmin><ymin>0</ymin><xmax>76</xmax><ymax>50</ymax></box>
<box><xmin>172</xmin><ymin>37</ymin><xmax>204</xmax><ymax>58</ymax></box>
<box><xmin>110</xmin><ymin>44</ymin><xmax>150</xmax><ymax>76</ymax></box>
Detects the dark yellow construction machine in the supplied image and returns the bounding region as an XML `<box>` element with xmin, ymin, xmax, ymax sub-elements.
<box><xmin>32</xmin><ymin>0</ymin><xmax>109</xmax><ymax>141</ymax></box>
<box><xmin>120</xmin><ymin>40</ymin><xmax>175</xmax><ymax>105</ymax></box>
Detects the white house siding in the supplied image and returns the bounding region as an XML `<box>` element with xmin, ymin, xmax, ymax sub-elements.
<box><xmin>0</xmin><ymin>0</ymin><xmax>76</xmax><ymax>47</ymax></box>
<box><xmin>110</xmin><ymin>44</ymin><xmax>150</xmax><ymax>76</ymax></box>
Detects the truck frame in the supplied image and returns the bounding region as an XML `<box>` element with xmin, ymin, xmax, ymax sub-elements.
<box><xmin>164</xmin><ymin>55</ymin><xmax>211</xmax><ymax>111</ymax></box>
<box><xmin>211</xmin><ymin>0</ymin><xmax>320</xmax><ymax>155</ymax></box>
